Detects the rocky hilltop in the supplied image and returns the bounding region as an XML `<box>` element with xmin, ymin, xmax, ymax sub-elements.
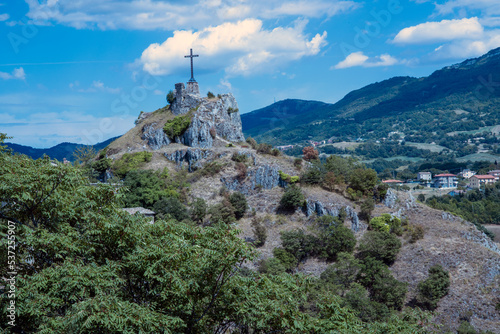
<box><xmin>122</xmin><ymin>81</ymin><xmax>245</xmax><ymax>152</ymax></box>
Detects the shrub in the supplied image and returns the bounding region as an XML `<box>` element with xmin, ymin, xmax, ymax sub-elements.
<box><xmin>349</xmin><ymin>168</ymin><xmax>378</xmax><ymax>195</ymax></box>
<box><xmin>302</xmin><ymin>146</ymin><xmax>319</xmax><ymax>161</ymax></box>
<box><xmin>406</xmin><ymin>224</ymin><xmax>425</xmax><ymax>243</ymax></box>
<box><xmin>417</xmin><ymin>194</ymin><xmax>425</xmax><ymax>202</ymax></box>
<box><xmin>209</xmin><ymin>199</ymin><xmax>236</xmax><ymax>224</ymax></box>
<box><xmin>271</xmin><ymin>148</ymin><xmax>281</xmax><ymax>156</ymax></box>
<box><xmin>259</xmin><ymin>258</ymin><xmax>286</xmax><ymax>275</ymax></box>
<box><xmin>279</xmin><ymin>185</ymin><xmax>305</xmax><ymax>211</ymax></box>
<box><xmin>112</xmin><ymin>152</ymin><xmax>153</xmax><ymax>178</ymax></box>
<box><xmin>293</xmin><ymin>158</ymin><xmax>302</xmax><ymax>170</ymax></box>
<box><xmin>228</xmin><ymin>192</ymin><xmax>248</xmax><ymax>220</ymax></box>
<box><xmin>200</xmin><ymin>162</ymin><xmax>223</xmax><ymax>177</ymax></box>
<box><xmin>317</xmin><ymin>225</ymin><xmax>356</xmax><ymax>261</ymax></box>
<box><xmin>190</xmin><ymin>197</ymin><xmax>207</xmax><ymax>224</ymax></box>
<box><xmin>251</xmin><ymin>217</ymin><xmax>267</xmax><ymax>247</ymax></box>
<box><xmin>257</xmin><ymin>143</ymin><xmax>272</xmax><ymax>155</ymax></box>
<box><xmin>280</xmin><ymin>229</ymin><xmax>318</xmax><ymax>262</ymax></box>
<box><xmin>92</xmin><ymin>157</ymin><xmax>112</xmax><ymax>173</ymax></box>
<box><xmin>273</xmin><ymin>247</ymin><xmax>298</xmax><ymax>271</ymax></box>
<box><xmin>359</xmin><ymin>198</ymin><xmax>375</xmax><ymax>221</ymax></box>
<box><xmin>246</xmin><ymin>137</ymin><xmax>257</xmax><ymax>149</ymax></box>
<box><xmin>166</xmin><ymin>90</ymin><xmax>175</xmax><ymax>105</ymax></box>
<box><xmin>278</xmin><ymin>170</ymin><xmax>299</xmax><ymax>184</ymax></box>
<box><xmin>207</xmin><ymin>91</ymin><xmax>215</xmax><ymax>98</ymax></box>
<box><xmin>300</xmin><ymin>161</ymin><xmax>323</xmax><ymax>185</ymax></box>
<box><xmin>153</xmin><ymin>197</ymin><xmax>189</xmax><ymax>222</ymax></box>
<box><xmin>235</xmin><ymin>162</ymin><xmax>247</xmax><ymax>181</ymax></box>
<box><xmin>231</xmin><ymin>152</ymin><xmax>247</xmax><ymax>163</ymax></box>
<box><xmin>416</xmin><ymin>265</ymin><xmax>450</xmax><ymax>310</ymax></box>
<box><xmin>369</xmin><ymin>214</ymin><xmax>402</xmax><ymax>235</ymax></box>
<box><xmin>357</xmin><ymin>231</ymin><xmax>402</xmax><ymax>265</ymax></box>
<box><xmin>457</xmin><ymin>321</ymin><xmax>477</xmax><ymax>334</ymax></box>
<box><xmin>227</xmin><ymin>107</ymin><xmax>239</xmax><ymax>114</ymax></box>
<box><xmin>370</xmin><ymin>270</ymin><xmax>408</xmax><ymax>310</ymax></box>
<box><xmin>320</xmin><ymin>253</ymin><xmax>361</xmax><ymax>291</ymax></box>
<box><xmin>163</xmin><ymin>113</ymin><xmax>192</xmax><ymax>139</ymax></box>
<box><xmin>342</xmin><ymin>283</ymin><xmax>391</xmax><ymax>322</ymax></box>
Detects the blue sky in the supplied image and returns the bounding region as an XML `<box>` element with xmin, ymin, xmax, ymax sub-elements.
<box><xmin>1</xmin><ymin>0</ymin><xmax>500</xmax><ymax>147</ymax></box>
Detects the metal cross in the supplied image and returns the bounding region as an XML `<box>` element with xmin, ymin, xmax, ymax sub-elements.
<box><xmin>184</xmin><ymin>48</ymin><xmax>199</xmax><ymax>82</ymax></box>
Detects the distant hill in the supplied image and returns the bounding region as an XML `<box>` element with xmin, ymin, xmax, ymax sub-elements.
<box><xmin>6</xmin><ymin>137</ymin><xmax>119</xmax><ymax>162</ymax></box>
<box><xmin>243</xmin><ymin>48</ymin><xmax>500</xmax><ymax>149</ymax></box>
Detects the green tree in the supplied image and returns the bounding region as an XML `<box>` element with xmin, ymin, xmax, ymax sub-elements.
<box><xmin>279</xmin><ymin>185</ymin><xmax>305</xmax><ymax>211</ymax></box>
<box><xmin>357</xmin><ymin>231</ymin><xmax>402</xmax><ymax>265</ymax></box>
<box><xmin>166</xmin><ymin>90</ymin><xmax>175</xmax><ymax>105</ymax></box>
<box><xmin>416</xmin><ymin>265</ymin><xmax>450</xmax><ymax>310</ymax></box>
<box><xmin>317</xmin><ymin>224</ymin><xmax>356</xmax><ymax>261</ymax></box>
<box><xmin>190</xmin><ymin>197</ymin><xmax>207</xmax><ymax>224</ymax></box>
<box><xmin>320</xmin><ymin>253</ymin><xmax>361</xmax><ymax>293</ymax></box>
<box><xmin>349</xmin><ymin>168</ymin><xmax>378</xmax><ymax>195</ymax></box>
<box><xmin>228</xmin><ymin>191</ymin><xmax>248</xmax><ymax>220</ymax></box>
<box><xmin>153</xmin><ymin>196</ymin><xmax>189</xmax><ymax>221</ymax></box>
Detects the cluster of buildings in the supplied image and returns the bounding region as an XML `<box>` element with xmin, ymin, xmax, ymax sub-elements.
<box><xmin>383</xmin><ymin>169</ymin><xmax>500</xmax><ymax>189</ymax></box>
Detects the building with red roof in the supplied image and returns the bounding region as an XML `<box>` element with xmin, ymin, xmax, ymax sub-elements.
<box><xmin>469</xmin><ymin>175</ymin><xmax>497</xmax><ymax>188</ymax></box>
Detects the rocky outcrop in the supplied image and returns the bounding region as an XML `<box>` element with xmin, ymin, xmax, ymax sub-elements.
<box><xmin>142</xmin><ymin>123</ymin><xmax>171</xmax><ymax>150</ymax></box>
<box><xmin>303</xmin><ymin>200</ymin><xmax>364</xmax><ymax>232</ymax></box>
<box><xmin>164</xmin><ymin>148</ymin><xmax>213</xmax><ymax>172</ymax></box>
<box><xmin>221</xmin><ymin>164</ymin><xmax>282</xmax><ymax>195</ymax></box>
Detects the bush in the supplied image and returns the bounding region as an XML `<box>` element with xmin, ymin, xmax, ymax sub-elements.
<box><xmin>359</xmin><ymin>198</ymin><xmax>375</xmax><ymax>221</ymax></box>
<box><xmin>228</xmin><ymin>192</ymin><xmax>248</xmax><ymax>220</ymax></box>
<box><xmin>370</xmin><ymin>270</ymin><xmax>408</xmax><ymax>310</ymax></box>
<box><xmin>278</xmin><ymin>170</ymin><xmax>299</xmax><ymax>184</ymax></box>
<box><xmin>271</xmin><ymin>148</ymin><xmax>281</xmax><ymax>156</ymax></box>
<box><xmin>227</xmin><ymin>107</ymin><xmax>239</xmax><ymax>114</ymax></box>
<box><xmin>280</xmin><ymin>229</ymin><xmax>318</xmax><ymax>262</ymax></box>
<box><xmin>279</xmin><ymin>185</ymin><xmax>305</xmax><ymax>211</ymax></box>
<box><xmin>293</xmin><ymin>158</ymin><xmax>302</xmax><ymax>170</ymax></box>
<box><xmin>320</xmin><ymin>253</ymin><xmax>360</xmax><ymax>291</ymax></box>
<box><xmin>416</xmin><ymin>265</ymin><xmax>450</xmax><ymax>310</ymax></box>
<box><xmin>369</xmin><ymin>214</ymin><xmax>402</xmax><ymax>235</ymax></box>
<box><xmin>357</xmin><ymin>231</ymin><xmax>402</xmax><ymax>265</ymax></box>
<box><xmin>257</xmin><ymin>143</ymin><xmax>272</xmax><ymax>155</ymax></box>
<box><xmin>417</xmin><ymin>194</ymin><xmax>425</xmax><ymax>202</ymax></box>
<box><xmin>92</xmin><ymin>157</ymin><xmax>112</xmax><ymax>173</ymax></box>
<box><xmin>273</xmin><ymin>248</ymin><xmax>298</xmax><ymax>271</ymax></box>
<box><xmin>406</xmin><ymin>224</ymin><xmax>425</xmax><ymax>243</ymax></box>
<box><xmin>190</xmin><ymin>197</ymin><xmax>207</xmax><ymax>224</ymax></box>
<box><xmin>259</xmin><ymin>258</ymin><xmax>286</xmax><ymax>275</ymax></box>
<box><xmin>343</xmin><ymin>283</ymin><xmax>391</xmax><ymax>322</ymax></box>
<box><xmin>112</xmin><ymin>152</ymin><xmax>153</xmax><ymax>178</ymax></box>
<box><xmin>251</xmin><ymin>217</ymin><xmax>267</xmax><ymax>247</ymax></box>
<box><xmin>209</xmin><ymin>199</ymin><xmax>236</xmax><ymax>224</ymax></box>
<box><xmin>317</xmin><ymin>225</ymin><xmax>357</xmax><ymax>261</ymax></box>
<box><xmin>246</xmin><ymin>137</ymin><xmax>257</xmax><ymax>149</ymax></box>
<box><xmin>235</xmin><ymin>162</ymin><xmax>247</xmax><ymax>181</ymax></box>
<box><xmin>163</xmin><ymin>113</ymin><xmax>192</xmax><ymax>139</ymax></box>
<box><xmin>349</xmin><ymin>168</ymin><xmax>378</xmax><ymax>195</ymax></box>
<box><xmin>166</xmin><ymin>90</ymin><xmax>175</xmax><ymax>105</ymax></box>
<box><xmin>200</xmin><ymin>162</ymin><xmax>223</xmax><ymax>177</ymax></box>
<box><xmin>153</xmin><ymin>197</ymin><xmax>189</xmax><ymax>222</ymax></box>
<box><xmin>302</xmin><ymin>146</ymin><xmax>319</xmax><ymax>161</ymax></box>
<box><xmin>231</xmin><ymin>152</ymin><xmax>248</xmax><ymax>163</ymax></box>
<box><xmin>207</xmin><ymin>91</ymin><xmax>215</xmax><ymax>98</ymax></box>
<box><xmin>300</xmin><ymin>161</ymin><xmax>323</xmax><ymax>185</ymax></box>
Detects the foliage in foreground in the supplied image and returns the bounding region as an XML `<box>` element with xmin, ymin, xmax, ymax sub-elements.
<box><xmin>0</xmin><ymin>134</ymin><xmax>431</xmax><ymax>333</ymax></box>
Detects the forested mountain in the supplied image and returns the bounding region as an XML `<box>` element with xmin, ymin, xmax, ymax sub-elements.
<box><xmin>5</xmin><ymin>136</ymin><xmax>118</xmax><ymax>162</ymax></box>
<box><xmin>243</xmin><ymin>48</ymin><xmax>500</xmax><ymax>147</ymax></box>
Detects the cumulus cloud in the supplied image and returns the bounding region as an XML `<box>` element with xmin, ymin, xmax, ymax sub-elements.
<box><xmin>140</xmin><ymin>19</ymin><xmax>327</xmax><ymax>77</ymax></box>
<box><xmin>333</xmin><ymin>52</ymin><xmax>398</xmax><ymax>69</ymax></box>
<box><xmin>433</xmin><ymin>0</ymin><xmax>500</xmax><ymax>17</ymax></box>
<box><xmin>24</xmin><ymin>0</ymin><xmax>357</xmax><ymax>31</ymax></box>
<box><xmin>0</xmin><ymin>67</ymin><xmax>26</xmax><ymax>80</ymax></box>
<box><xmin>393</xmin><ymin>17</ymin><xmax>484</xmax><ymax>44</ymax></box>
<box><xmin>431</xmin><ymin>30</ymin><xmax>500</xmax><ymax>60</ymax></box>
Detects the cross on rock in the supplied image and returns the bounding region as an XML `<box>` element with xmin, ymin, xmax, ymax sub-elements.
<box><xmin>185</xmin><ymin>48</ymin><xmax>199</xmax><ymax>82</ymax></box>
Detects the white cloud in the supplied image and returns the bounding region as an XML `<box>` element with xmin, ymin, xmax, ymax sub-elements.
<box><xmin>0</xmin><ymin>13</ymin><xmax>9</xmax><ymax>21</ymax></box>
<box><xmin>25</xmin><ymin>0</ymin><xmax>357</xmax><ymax>31</ymax></box>
<box><xmin>393</xmin><ymin>17</ymin><xmax>484</xmax><ymax>44</ymax></box>
<box><xmin>69</xmin><ymin>80</ymin><xmax>121</xmax><ymax>94</ymax></box>
<box><xmin>333</xmin><ymin>52</ymin><xmax>398</xmax><ymax>69</ymax></box>
<box><xmin>433</xmin><ymin>0</ymin><xmax>500</xmax><ymax>17</ymax></box>
<box><xmin>430</xmin><ymin>30</ymin><xmax>500</xmax><ymax>59</ymax></box>
<box><xmin>0</xmin><ymin>111</ymin><xmax>136</xmax><ymax>147</ymax></box>
<box><xmin>0</xmin><ymin>67</ymin><xmax>26</xmax><ymax>80</ymax></box>
<box><xmin>140</xmin><ymin>19</ymin><xmax>327</xmax><ymax>77</ymax></box>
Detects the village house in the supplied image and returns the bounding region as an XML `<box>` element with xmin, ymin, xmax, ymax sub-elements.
<box><xmin>417</xmin><ymin>172</ymin><xmax>432</xmax><ymax>181</ymax></box>
<box><xmin>469</xmin><ymin>175</ymin><xmax>497</xmax><ymax>188</ymax></box>
<box><xmin>458</xmin><ymin>169</ymin><xmax>476</xmax><ymax>179</ymax></box>
<box><xmin>433</xmin><ymin>174</ymin><xmax>458</xmax><ymax>188</ymax></box>
<box><xmin>487</xmin><ymin>170</ymin><xmax>500</xmax><ymax>180</ymax></box>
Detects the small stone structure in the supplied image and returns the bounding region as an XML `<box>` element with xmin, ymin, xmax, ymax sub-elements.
<box><xmin>122</xmin><ymin>207</ymin><xmax>156</xmax><ymax>224</ymax></box>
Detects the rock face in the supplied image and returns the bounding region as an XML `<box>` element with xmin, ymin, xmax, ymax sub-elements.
<box><xmin>145</xmin><ymin>82</ymin><xmax>246</xmax><ymax>149</ymax></box>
